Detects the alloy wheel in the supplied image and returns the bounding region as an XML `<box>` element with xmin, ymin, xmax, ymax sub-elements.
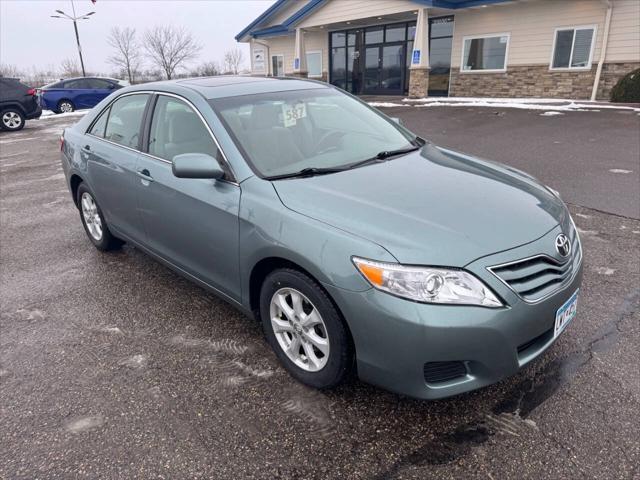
<box><xmin>2</xmin><ymin>111</ymin><xmax>22</xmax><ymax>129</ymax></box>
<box><xmin>59</xmin><ymin>102</ymin><xmax>73</xmax><ymax>113</ymax></box>
<box><xmin>81</xmin><ymin>192</ymin><xmax>103</xmax><ymax>241</ymax></box>
<box><xmin>269</xmin><ymin>287</ymin><xmax>330</xmax><ymax>372</ymax></box>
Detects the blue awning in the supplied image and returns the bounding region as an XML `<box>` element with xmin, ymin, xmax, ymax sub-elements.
<box><xmin>236</xmin><ymin>0</ymin><xmax>512</xmax><ymax>41</ymax></box>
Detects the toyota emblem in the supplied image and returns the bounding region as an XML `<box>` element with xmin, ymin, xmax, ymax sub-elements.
<box><xmin>555</xmin><ymin>233</ymin><xmax>571</xmax><ymax>257</ymax></box>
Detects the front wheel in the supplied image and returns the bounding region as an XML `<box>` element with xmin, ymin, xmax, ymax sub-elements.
<box><xmin>260</xmin><ymin>268</ymin><xmax>353</xmax><ymax>389</ymax></box>
<box><xmin>57</xmin><ymin>100</ymin><xmax>75</xmax><ymax>113</ymax></box>
<box><xmin>77</xmin><ymin>183</ymin><xmax>123</xmax><ymax>251</ymax></box>
<box><xmin>1</xmin><ymin>109</ymin><xmax>25</xmax><ymax>131</ymax></box>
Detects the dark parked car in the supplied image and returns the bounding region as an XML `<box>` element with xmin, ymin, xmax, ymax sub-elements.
<box><xmin>0</xmin><ymin>77</ymin><xmax>42</xmax><ymax>131</ymax></box>
<box><xmin>40</xmin><ymin>77</ymin><xmax>124</xmax><ymax>113</ymax></box>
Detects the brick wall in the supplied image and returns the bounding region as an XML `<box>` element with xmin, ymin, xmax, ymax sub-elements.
<box><xmin>448</xmin><ymin>63</ymin><xmax>640</xmax><ymax>100</ymax></box>
<box><xmin>449</xmin><ymin>65</ymin><xmax>595</xmax><ymax>99</ymax></box>
<box><xmin>408</xmin><ymin>68</ymin><xmax>430</xmax><ymax>99</ymax></box>
<box><xmin>596</xmin><ymin>62</ymin><xmax>640</xmax><ymax>100</ymax></box>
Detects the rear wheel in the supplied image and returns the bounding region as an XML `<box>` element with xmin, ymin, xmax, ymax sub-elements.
<box><xmin>57</xmin><ymin>99</ymin><xmax>74</xmax><ymax>114</ymax></box>
<box><xmin>77</xmin><ymin>183</ymin><xmax>123</xmax><ymax>251</ymax></box>
<box><xmin>1</xmin><ymin>109</ymin><xmax>25</xmax><ymax>131</ymax></box>
<box><xmin>260</xmin><ymin>268</ymin><xmax>353</xmax><ymax>389</ymax></box>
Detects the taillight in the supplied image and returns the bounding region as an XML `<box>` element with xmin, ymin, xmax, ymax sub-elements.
<box><xmin>60</xmin><ymin>133</ymin><xmax>65</xmax><ymax>152</ymax></box>
<box><xmin>27</xmin><ymin>88</ymin><xmax>36</xmax><ymax>96</ymax></box>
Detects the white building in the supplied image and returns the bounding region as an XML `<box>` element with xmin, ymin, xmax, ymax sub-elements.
<box><xmin>236</xmin><ymin>0</ymin><xmax>640</xmax><ymax>100</ymax></box>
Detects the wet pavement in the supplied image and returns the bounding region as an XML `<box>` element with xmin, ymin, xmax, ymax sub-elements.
<box><xmin>1</xmin><ymin>108</ymin><xmax>639</xmax><ymax>479</ymax></box>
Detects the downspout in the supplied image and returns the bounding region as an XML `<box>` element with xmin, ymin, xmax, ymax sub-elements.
<box><xmin>591</xmin><ymin>0</ymin><xmax>613</xmax><ymax>101</ymax></box>
<box><xmin>251</xmin><ymin>38</ymin><xmax>271</xmax><ymax>76</ymax></box>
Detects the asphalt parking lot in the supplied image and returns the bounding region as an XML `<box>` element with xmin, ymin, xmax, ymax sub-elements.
<box><xmin>1</xmin><ymin>107</ymin><xmax>639</xmax><ymax>479</ymax></box>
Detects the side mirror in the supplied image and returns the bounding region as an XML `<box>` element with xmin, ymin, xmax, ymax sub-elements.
<box><xmin>172</xmin><ymin>153</ymin><xmax>224</xmax><ymax>179</ymax></box>
<box><xmin>390</xmin><ymin>117</ymin><xmax>403</xmax><ymax>126</ymax></box>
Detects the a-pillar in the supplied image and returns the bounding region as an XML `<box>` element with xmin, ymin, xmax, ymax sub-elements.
<box><xmin>408</xmin><ymin>8</ymin><xmax>429</xmax><ymax>98</ymax></box>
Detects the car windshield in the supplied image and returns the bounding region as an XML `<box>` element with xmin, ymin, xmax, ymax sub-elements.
<box><xmin>210</xmin><ymin>88</ymin><xmax>417</xmax><ymax>178</ymax></box>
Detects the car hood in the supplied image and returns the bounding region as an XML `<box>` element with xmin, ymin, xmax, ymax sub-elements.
<box><xmin>272</xmin><ymin>143</ymin><xmax>568</xmax><ymax>267</ymax></box>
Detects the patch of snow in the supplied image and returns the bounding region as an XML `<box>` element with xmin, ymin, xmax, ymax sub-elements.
<box><xmin>394</xmin><ymin>97</ymin><xmax>640</xmax><ymax>113</ymax></box>
<box><xmin>404</xmin><ymin>97</ymin><xmax>580</xmax><ymax>104</ymax></box>
<box><xmin>65</xmin><ymin>415</ymin><xmax>104</xmax><ymax>433</ymax></box>
<box><xmin>540</xmin><ymin>111</ymin><xmax>564</xmax><ymax>116</ymax></box>
<box><xmin>39</xmin><ymin>109</ymin><xmax>89</xmax><ymax>119</ymax></box>
<box><xmin>594</xmin><ymin>267</ymin><xmax>616</xmax><ymax>276</ymax></box>
<box><xmin>368</xmin><ymin>102</ymin><xmax>409</xmax><ymax>108</ymax></box>
<box><xmin>609</xmin><ymin>169</ymin><xmax>633</xmax><ymax>174</ymax></box>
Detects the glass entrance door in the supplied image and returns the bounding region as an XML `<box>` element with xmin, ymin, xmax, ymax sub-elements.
<box><xmin>330</xmin><ymin>21</ymin><xmax>415</xmax><ymax>96</ymax></box>
<box><xmin>428</xmin><ymin>16</ymin><xmax>454</xmax><ymax>96</ymax></box>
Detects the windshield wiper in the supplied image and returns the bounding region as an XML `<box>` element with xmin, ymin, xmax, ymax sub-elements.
<box><xmin>266</xmin><ymin>143</ymin><xmax>423</xmax><ymax>180</ymax></box>
<box><xmin>266</xmin><ymin>166</ymin><xmax>346</xmax><ymax>180</ymax></box>
<box><xmin>347</xmin><ymin>145</ymin><xmax>422</xmax><ymax>170</ymax></box>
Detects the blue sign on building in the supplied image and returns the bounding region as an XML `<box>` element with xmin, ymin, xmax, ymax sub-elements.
<box><xmin>294</xmin><ymin>58</ymin><xmax>300</xmax><ymax>69</ymax></box>
<box><xmin>412</xmin><ymin>50</ymin><xmax>421</xmax><ymax>65</ymax></box>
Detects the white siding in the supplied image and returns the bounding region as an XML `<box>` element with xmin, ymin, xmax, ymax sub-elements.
<box><xmin>606</xmin><ymin>0</ymin><xmax>640</xmax><ymax>62</ymax></box>
<box><xmin>251</xmin><ymin>31</ymin><xmax>328</xmax><ymax>76</ymax></box>
<box><xmin>304</xmin><ymin>30</ymin><xmax>330</xmax><ymax>76</ymax></box>
<box><xmin>298</xmin><ymin>0</ymin><xmax>418</xmax><ymax>28</ymax></box>
<box><xmin>263</xmin><ymin>35</ymin><xmax>296</xmax><ymax>75</ymax></box>
<box><xmin>269</xmin><ymin>0</ymin><xmax>310</xmax><ymax>26</ymax></box>
<box><xmin>451</xmin><ymin>0</ymin><xmax>608</xmax><ymax>68</ymax></box>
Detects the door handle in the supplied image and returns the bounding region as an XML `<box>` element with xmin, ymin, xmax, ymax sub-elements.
<box><xmin>137</xmin><ymin>169</ymin><xmax>154</xmax><ymax>182</ymax></box>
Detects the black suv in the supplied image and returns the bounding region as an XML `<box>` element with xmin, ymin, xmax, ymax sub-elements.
<box><xmin>0</xmin><ymin>77</ymin><xmax>42</xmax><ymax>132</ymax></box>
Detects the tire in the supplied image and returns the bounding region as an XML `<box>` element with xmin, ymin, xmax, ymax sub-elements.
<box><xmin>1</xmin><ymin>108</ymin><xmax>25</xmax><ymax>131</ymax></box>
<box><xmin>57</xmin><ymin>99</ymin><xmax>75</xmax><ymax>114</ymax></box>
<box><xmin>260</xmin><ymin>268</ymin><xmax>353</xmax><ymax>389</ymax></box>
<box><xmin>76</xmin><ymin>183</ymin><xmax>123</xmax><ymax>251</ymax></box>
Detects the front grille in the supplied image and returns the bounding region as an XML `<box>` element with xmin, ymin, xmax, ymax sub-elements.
<box><xmin>423</xmin><ymin>361</ymin><xmax>467</xmax><ymax>384</ymax></box>
<box><xmin>489</xmin><ymin>228</ymin><xmax>581</xmax><ymax>302</ymax></box>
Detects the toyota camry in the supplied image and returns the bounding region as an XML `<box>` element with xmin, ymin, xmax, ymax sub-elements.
<box><xmin>60</xmin><ymin>76</ymin><xmax>582</xmax><ymax>399</ymax></box>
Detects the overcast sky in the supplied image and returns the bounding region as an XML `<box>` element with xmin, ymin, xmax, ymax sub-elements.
<box><xmin>0</xmin><ymin>0</ymin><xmax>275</xmax><ymax>74</ymax></box>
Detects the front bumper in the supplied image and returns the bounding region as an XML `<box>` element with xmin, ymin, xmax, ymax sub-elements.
<box><xmin>325</xmin><ymin>226</ymin><xmax>583</xmax><ymax>400</ymax></box>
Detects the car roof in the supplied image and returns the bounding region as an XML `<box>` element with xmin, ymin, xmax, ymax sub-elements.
<box><xmin>126</xmin><ymin>75</ymin><xmax>331</xmax><ymax>100</ymax></box>
<box><xmin>61</xmin><ymin>76</ymin><xmax>117</xmax><ymax>82</ymax></box>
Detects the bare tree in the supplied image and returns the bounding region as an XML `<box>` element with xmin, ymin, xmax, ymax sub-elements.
<box><xmin>61</xmin><ymin>58</ymin><xmax>82</xmax><ymax>77</ymax></box>
<box><xmin>143</xmin><ymin>26</ymin><xmax>201</xmax><ymax>80</ymax></box>
<box><xmin>107</xmin><ymin>27</ymin><xmax>142</xmax><ymax>84</ymax></box>
<box><xmin>223</xmin><ymin>48</ymin><xmax>244</xmax><ymax>75</ymax></box>
<box><xmin>192</xmin><ymin>61</ymin><xmax>221</xmax><ymax>77</ymax></box>
<box><xmin>0</xmin><ymin>63</ymin><xmax>22</xmax><ymax>78</ymax></box>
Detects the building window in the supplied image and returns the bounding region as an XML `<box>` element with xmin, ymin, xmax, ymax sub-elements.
<box><xmin>461</xmin><ymin>34</ymin><xmax>509</xmax><ymax>72</ymax></box>
<box><xmin>306</xmin><ymin>51</ymin><xmax>322</xmax><ymax>78</ymax></box>
<box><xmin>271</xmin><ymin>55</ymin><xmax>284</xmax><ymax>77</ymax></box>
<box><xmin>551</xmin><ymin>26</ymin><xmax>596</xmax><ymax>70</ymax></box>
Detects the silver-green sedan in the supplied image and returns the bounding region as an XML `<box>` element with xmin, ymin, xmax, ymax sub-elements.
<box><xmin>60</xmin><ymin>76</ymin><xmax>583</xmax><ymax>399</ymax></box>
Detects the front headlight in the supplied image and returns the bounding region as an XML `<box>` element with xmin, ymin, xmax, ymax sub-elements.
<box><xmin>353</xmin><ymin>257</ymin><xmax>503</xmax><ymax>307</ymax></box>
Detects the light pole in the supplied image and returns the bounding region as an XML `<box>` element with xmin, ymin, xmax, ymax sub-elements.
<box><xmin>51</xmin><ymin>1</ymin><xmax>95</xmax><ymax>77</ymax></box>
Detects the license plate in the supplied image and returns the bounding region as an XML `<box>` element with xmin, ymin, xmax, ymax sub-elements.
<box><xmin>554</xmin><ymin>289</ymin><xmax>578</xmax><ymax>338</ymax></box>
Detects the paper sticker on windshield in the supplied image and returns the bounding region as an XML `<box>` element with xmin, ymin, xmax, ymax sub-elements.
<box><xmin>283</xmin><ymin>103</ymin><xmax>306</xmax><ymax>127</ymax></box>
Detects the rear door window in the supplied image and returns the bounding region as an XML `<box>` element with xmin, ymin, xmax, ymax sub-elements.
<box><xmin>104</xmin><ymin>94</ymin><xmax>149</xmax><ymax>149</ymax></box>
<box><xmin>65</xmin><ymin>79</ymin><xmax>91</xmax><ymax>89</ymax></box>
<box><xmin>87</xmin><ymin>79</ymin><xmax>112</xmax><ymax>89</ymax></box>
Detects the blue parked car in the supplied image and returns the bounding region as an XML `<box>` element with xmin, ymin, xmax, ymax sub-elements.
<box><xmin>39</xmin><ymin>77</ymin><xmax>126</xmax><ymax>113</ymax></box>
